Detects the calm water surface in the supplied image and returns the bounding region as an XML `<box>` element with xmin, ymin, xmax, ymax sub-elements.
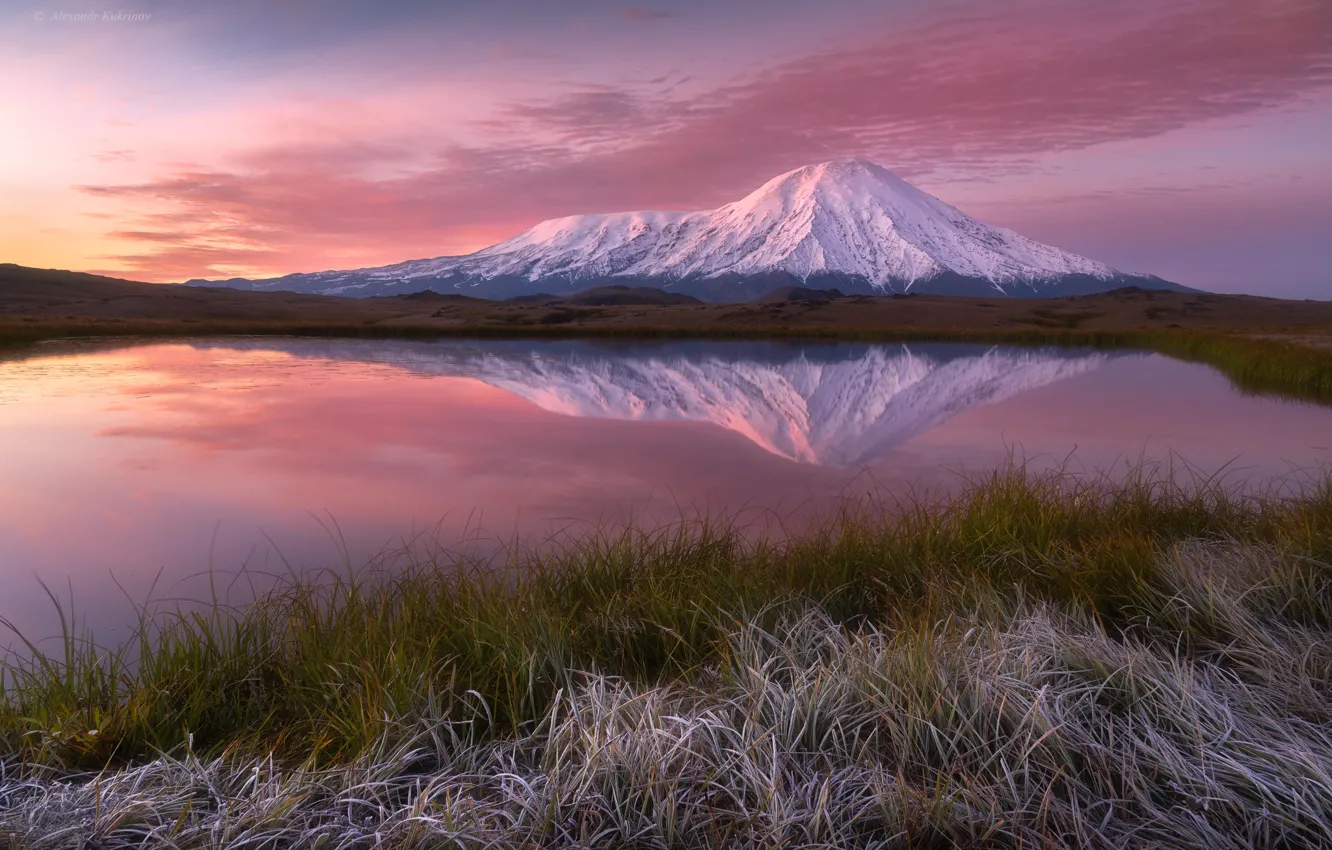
<box><xmin>2</xmin><ymin>337</ymin><xmax>1330</xmax><ymax>642</ymax></box>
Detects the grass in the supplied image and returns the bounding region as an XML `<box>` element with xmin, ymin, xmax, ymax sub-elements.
<box><xmin>3</xmin><ymin>464</ymin><xmax>1332</xmax><ymax>846</ymax></box>
<box><xmin>1144</xmin><ymin>331</ymin><xmax>1332</xmax><ymax>402</ymax></box>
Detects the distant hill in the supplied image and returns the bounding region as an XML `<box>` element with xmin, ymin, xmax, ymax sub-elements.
<box><xmin>0</xmin><ymin>263</ymin><xmax>413</xmax><ymax>323</ymax></box>
<box><xmin>0</xmin><ymin>263</ymin><xmax>162</xmax><ymax>306</ymax></box>
<box><xmin>6</xmin><ymin>263</ymin><xmax>1332</xmax><ymax>355</ymax></box>
<box><xmin>519</xmin><ymin>286</ymin><xmax>704</xmax><ymax>307</ymax></box>
<box><xmin>756</xmin><ymin>285</ymin><xmax>847</xmax><ymax>303</ymax></box>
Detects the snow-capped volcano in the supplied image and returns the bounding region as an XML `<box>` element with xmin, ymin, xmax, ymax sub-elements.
<box><xmin>189</xmin><ymin>159</ymin><xmax>1183</xmax><ymax>300</ymax></box>
<box><xmin>467</xmin><ymin>159</ymin><xmax>1115</xmax><ymax>285</ymax></box>
<box><xmin>205</xmin><ymin>338</ymin><xmax>1120</xmax><ymax>465</ymax></box>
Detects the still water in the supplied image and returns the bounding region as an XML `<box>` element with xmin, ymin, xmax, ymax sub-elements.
<box><xmin>2</xmin><ymin>337</ymin><xmax>1330</xmax><ymax>642</ymax></box>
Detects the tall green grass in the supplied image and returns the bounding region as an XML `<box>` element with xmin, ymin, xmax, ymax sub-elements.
<box><xmin>1145</xmin><ymin>331</ymin><xmax>1332</xmax><ymax>402</ymax></box>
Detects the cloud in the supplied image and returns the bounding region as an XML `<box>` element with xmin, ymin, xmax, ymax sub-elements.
<box><xmin>83</xmin><ymin>0</ymin><xmax>1332</xmax><ymax>280</ymax></box>
<box><xmin>619</xmin><ymin>5</ymin><xmax>672</xmax><ymax>22</ymax></box>
<box><xmin>539</xmin><ymin>0</ymin><xmax>1332</xmax><ymax>183</ymax></box>
<box><xmin>93</xmin><ymin>149</ymin><xmax>137</xmax><ymax>163</ymax></box>
<box><xmin>501</xmin><ymin>88</ymin><xmax>657</xmax><ymax>148</ymax></box>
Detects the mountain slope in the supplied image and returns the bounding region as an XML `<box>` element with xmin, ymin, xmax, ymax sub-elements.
<box><xmin>189</xmin><ymin>160</ymin><xmax>1186</xmax><ymax>301</ymax></box>
<box><xmin>211</xmin><ymin>339</ymin><xmax>1119</xmax><ymax>465</ymax></box>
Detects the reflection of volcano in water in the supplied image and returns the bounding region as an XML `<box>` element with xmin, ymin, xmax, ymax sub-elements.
<box><xmin>221</xmin><ymin>340</ymin><xmax>1118</xmax><ymax>466</ymax></box>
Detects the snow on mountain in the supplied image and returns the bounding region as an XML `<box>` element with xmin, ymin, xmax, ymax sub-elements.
<box><xmin>448</xmin><ymin>159</ymin><xmax>1116</xmax><ymax>286</ymax></box>
<box><xmin>188</xmin><ymin>159</ymin><xmax>1182</xmax><ymax>300</ymax></box>
<box><xmin>208</xmin><ymin>339</ymin><xmax>1118</xmax><ymax>465</ymax></box>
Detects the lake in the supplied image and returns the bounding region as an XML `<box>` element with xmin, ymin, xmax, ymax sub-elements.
<box><xmin>2</xmin><ymin>337</ymin><xmax>1330</xmax><ymax>644</ymax></box>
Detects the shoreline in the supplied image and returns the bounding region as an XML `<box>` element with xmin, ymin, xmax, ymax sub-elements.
<box><xmin>5</xmin><ymin>319</ymin><xmax>1332</xmax><ymax>404</ymax></box>
<box><xmin>6</xmin><ymin>264</ymin><xmax>1331</xmax><ymax>402</ymax></box>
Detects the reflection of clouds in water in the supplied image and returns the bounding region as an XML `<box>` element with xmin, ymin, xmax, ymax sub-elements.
<box><xmin>3</xmin><ymin>339</ymin><xmax>1332</xmax><ymax>644</ymax></box>
<box><xmin>200</xmin><ymin>339</ymin><xmax>1119</xmax><ymax>466</ymax></box>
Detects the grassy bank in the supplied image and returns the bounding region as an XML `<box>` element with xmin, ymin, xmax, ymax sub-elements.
<box><xmin>3</xmin><ymin>466</ymin><xmax>1332</xmax><ymax>846</ymax></box>
<box><xmin>1145</xmin><ymin>332</ymin><xmax>1332</xmax><ymax>403</ymax></box>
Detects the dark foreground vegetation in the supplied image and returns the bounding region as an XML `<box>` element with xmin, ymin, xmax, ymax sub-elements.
<box><xmin>3</xmin><ymin>465</ymin><xmax>1332</xmax><ymax>847</ymax></box>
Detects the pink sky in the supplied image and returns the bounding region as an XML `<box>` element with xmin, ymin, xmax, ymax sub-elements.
<box><xmin>3</xmin><ymin>0</ymin><xmax>1330</xmax><ymax>296</ymax></box>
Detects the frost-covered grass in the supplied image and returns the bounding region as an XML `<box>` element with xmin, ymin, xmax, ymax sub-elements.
<box><xmin>7</xmin><ymin>552</ymin><xmax>1332</xmax><ymax>848</ymax></box>
<box><xmin>3</xmin><ymin>466</ymin><xmax>1332</xmax><ymax>847</ymax></box>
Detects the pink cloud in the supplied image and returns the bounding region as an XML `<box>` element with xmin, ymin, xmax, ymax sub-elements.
<box><xmin>80</xmin><ymin>0</ymin><xmax>1332</xmax><ymax>281</ymax></box>
<box><xmin>92</xmin><ymin>149</ymin><xmax>138</xmax><ymax>163</ymax></box>
<box><xmin>618</xmin><ymin>5</ymin><xmax>672</xmax><ymax>23</ymax></box>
